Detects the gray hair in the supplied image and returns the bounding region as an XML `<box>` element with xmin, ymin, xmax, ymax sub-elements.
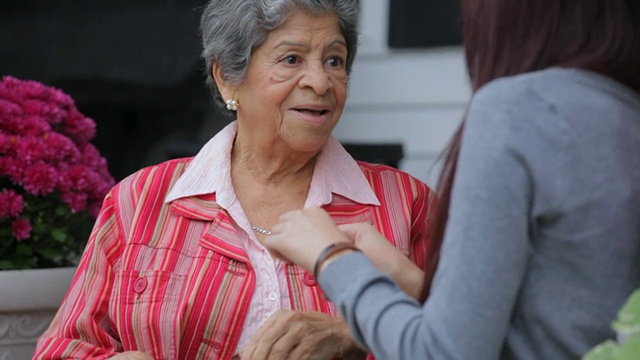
<box><xmin>200</xmin><ymin>0</ymin><xmax>359</xmax><ymax>113</ymax></box>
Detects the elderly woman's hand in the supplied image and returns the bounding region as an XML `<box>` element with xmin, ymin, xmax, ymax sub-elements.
<box><xmin>238</xmin><ymin>309</ymin><xmax>365</xmax><ymax>360</ymax></box>
<box><xmin>108</xmin><ymin>351</ymin><xmax>155</xmax><ymax>360</ymax></box>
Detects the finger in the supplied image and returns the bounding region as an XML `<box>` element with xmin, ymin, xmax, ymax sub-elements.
<box><xmin>286</xmin><ymin>341</ymin><xmax>311</xmax><ymax>360</ymax></box>
<box><xmin>284</xmin><ymin>313</ymin><xmax>347</xmax><ymax>360</ymax></box>
<box><xmin>242</xmin><ymin>310</ymin><xmax>291</xmax><ymax>359</ymax></box>
<box><xmin>277</xmin><ymin>208</ymin><xmax>306</xmax><ymax>222</ymax></box>
<box><xmin>109</xmin><ymin>351</ymin><xmax>155</xmax><ymax>360</ymax></box>
<box><xmin>338</xmin><ymin>222</ymin><xmax>377</xmax><ymax>241</ymax></box>
<box><xmin>266</xmin><ymin>248</ymin><xmax>289</xmax><ymax>262</ymax></box>
<box><xmin>267</xmin><ymin>333</ymin><xmax>300</xmax><ymax>360</ymax></box>
<box><xmin>239</xmin><ymin>318</ymin><xmax>273</xmax><ymax>359</ymax></box>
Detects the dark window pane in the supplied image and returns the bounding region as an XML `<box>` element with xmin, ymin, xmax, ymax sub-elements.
<box><xmin>388</xmin><ymin>0</ymin><xmax>462</xmax><ymax>49</ymax></box>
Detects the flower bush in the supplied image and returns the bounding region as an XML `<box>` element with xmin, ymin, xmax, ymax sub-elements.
<box><xmin>0</xmin><ymin>76</ymin><xmax>115</xmax><ymax>270</ymax></box>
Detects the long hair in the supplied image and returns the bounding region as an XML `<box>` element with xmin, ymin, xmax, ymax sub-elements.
<box><xmin>421</xmin><ymin>0</ymin><xmax>640</xmax><ymax>301</ymax></box>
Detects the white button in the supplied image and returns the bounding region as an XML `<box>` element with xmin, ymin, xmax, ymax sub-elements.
<box><xmin>267</xmin><ymin>292</ymin><xmax>278</xmax><ymax>301</ymax></box>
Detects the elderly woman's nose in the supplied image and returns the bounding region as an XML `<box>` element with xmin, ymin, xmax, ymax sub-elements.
<box><xmin>299</xmin><ymin>63</ymin><xmax>333</xmax><ymax>95</ymax></box>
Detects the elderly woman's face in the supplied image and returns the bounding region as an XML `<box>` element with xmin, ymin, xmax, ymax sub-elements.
<box><xmin>234</xmin><ymin>11</ymin><xmax>349</xmax><ymax>154</ymax></box>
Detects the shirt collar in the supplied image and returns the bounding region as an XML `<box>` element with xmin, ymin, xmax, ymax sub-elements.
<box><xmin>306</xmin><ymin>136</ymin><xmax>380</xmax><ymax>206</ymax></box>
<box><xmin>165</xmin><ymin>121</ymin><xmax>380</xmax><ymax>207</ymax></box>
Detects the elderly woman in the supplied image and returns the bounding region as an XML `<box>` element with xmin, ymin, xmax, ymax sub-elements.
<box><xmin>34</xmin><ymin>1</ymin><xmax>438</xmax><ymax>359</ymax></box>
<box><xmin>261</xmin><ymin>0</ymin><xmax>640</xmax><ymax>359</ymax></box>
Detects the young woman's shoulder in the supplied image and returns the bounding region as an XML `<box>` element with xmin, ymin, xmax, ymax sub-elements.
<box><xmin>473</xmin><ymin>68</ymin><xmax>638</xmax><ymax>119</ymax></box>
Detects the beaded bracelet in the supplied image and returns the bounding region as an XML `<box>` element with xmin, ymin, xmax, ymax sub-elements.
<box><xmin>313</xmin><ymin>242</ymin><xmax>360</xmax><ymax>279</ymax></box>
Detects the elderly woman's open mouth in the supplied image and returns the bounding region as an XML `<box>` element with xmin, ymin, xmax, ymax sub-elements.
<box><xmin>292</xmin><ymin>104</ymin><xmax>332</xmax><ymax>123</ymax></box>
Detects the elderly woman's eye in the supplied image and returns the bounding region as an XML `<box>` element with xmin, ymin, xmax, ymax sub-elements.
<box><xmin>283</xmin><ymin>55</ymin><xmax>299</xmax><ymax>65</ymax></box>
<box><xmin>326</xmin><ymin>56</ymin><xmax>345</xmax><ymax>68</ymax></box>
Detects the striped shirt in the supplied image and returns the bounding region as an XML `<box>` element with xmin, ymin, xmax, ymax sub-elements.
<box><xmin>34</xmin><ymin>122</ymin><xmax>438</xmax><ymax>360</ymax></box>
<box><xmin>164</xmin><ymin>122</ymin><xmax>384</xmax><ymax>351</ymax></box>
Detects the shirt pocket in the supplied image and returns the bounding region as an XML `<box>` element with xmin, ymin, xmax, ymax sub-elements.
<box><xmin>111</xmin><ymin>270</ymin><xmax>186</xmax><ymax>360</ymax></box>
<box><xmin>115</xmin><ymin>270</ymin><xmax>184</xmax><ymax>303</ymax></box>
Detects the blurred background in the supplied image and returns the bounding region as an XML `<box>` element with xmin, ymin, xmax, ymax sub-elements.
<box><xmin>1</xmin><ymin>0</ymin><xmax>470</xmax><ymax>187</ymax></box>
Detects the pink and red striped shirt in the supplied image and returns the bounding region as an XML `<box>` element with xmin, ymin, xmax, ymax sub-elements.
<box><xmin>34</xmin><ymin>122</ymin><xmax>438</xmax><ymax>360</ymax></box>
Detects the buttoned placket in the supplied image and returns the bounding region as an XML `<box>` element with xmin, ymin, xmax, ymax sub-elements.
<box><xmin>221</xmin><ymin>194</ymin><xmax>292</xmax><ymax>350</ymax></box>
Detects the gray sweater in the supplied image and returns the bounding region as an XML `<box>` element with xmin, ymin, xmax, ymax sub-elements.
<box><xmin>321</xmin><ymin>68</ymin><xmax>640</xmax><ymax>359</ymax></box>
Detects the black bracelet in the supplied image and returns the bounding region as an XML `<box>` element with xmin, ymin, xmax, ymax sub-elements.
<box><xmin>313</xmin><ymin>242</ymin><xmax>360</xmax><ymax>279</ymax></box>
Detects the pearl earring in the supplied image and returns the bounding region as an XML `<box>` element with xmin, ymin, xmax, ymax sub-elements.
<box><xmin>225</xmin><ymin>98</ymin><xmax>238</xmax><ymax>111</ymax></box>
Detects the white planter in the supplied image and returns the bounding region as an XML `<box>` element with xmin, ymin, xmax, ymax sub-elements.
<box><xmin>0</xmin><ymin>267</ymin><xmax>76</xmax><ymax>360</ymax></box>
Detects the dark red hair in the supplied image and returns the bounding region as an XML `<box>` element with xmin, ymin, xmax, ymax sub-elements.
<box><xmin>421</xmin><ymin>0</ymin><xmax>640</xmax><ymax>301</ymax></box>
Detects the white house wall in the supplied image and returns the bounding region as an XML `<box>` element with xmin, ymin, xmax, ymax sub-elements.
<box><xmin>334</xmin><ymin>0</ymin><xmax>471</xmax><ymax>187</ymax></box>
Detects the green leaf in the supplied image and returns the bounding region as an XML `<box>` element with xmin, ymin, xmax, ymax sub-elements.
<box><xmin>56</xmin><ymin>206</ymin><xmax>68</xmax><ymax>216</ymax></box>
<box><xmin>582</xmin><ymin>340</ymin><xmax>618</xmax><ymax>360</ymax></box>
<box><xmin>0</xmin><ymin>224</ymin><xmax>12</xmax><ymax>237</ymax></box>
<box><xmin>16</xmin><ymin>242</ymin><xmax>33</xmax><ymax>256</ymax></box>
<box><xmin>0</xmin><ymin>260</ymin><xmax>17</xmax><ymax>270</ymax></box>
<box><xmin>35</xmin><ymin>247</ymin><xmax>62</xmax><ymax>261</ymax></box>
<box><xmin>51</xmin><ymin>228</ymin><xmax>67</xmax><ymax>243</ymax></box>
<box><xmin>613</xmin><ymin>289</ymin><xmax>640</xmax><ymax>337</ymax></box>
<box><xmin>32</xmin><ymin>220</ymin><xmax>47</xmax><ymax>234</ymax></box>
<box><xmin>617</xmin><ymin>335</ymin><xmax>640</xmax><ymax>359</ymax></box>
<box><xmin>7</xmin><ymin>256</ymin><xmax>36</xmax><ymax>270</ymax></box>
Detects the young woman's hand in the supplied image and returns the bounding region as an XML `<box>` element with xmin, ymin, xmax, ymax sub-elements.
<box><xmin>338</xmin><ymin>223</ymin><xmax>425</xmax><ymax>300</ymax></box>
<box><xmin>266</xmin><ymin>207</ymin><xmax>350</xmax><ymax>273</ymax></box>
<box><xmin>267</xmin><ymin>207</ymin><xmax>425</xmax><ymax>300</ymax></box>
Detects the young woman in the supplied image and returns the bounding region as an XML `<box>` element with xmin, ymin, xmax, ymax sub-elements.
<box><xmin>263</xmin><ymin>0</ymin><xmax>640</xmax><ymax>359</ymax></box>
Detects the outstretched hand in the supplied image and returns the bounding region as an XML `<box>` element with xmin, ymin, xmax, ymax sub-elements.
<box><xmin>266</xmin><ymin>207</ymin><xmax>349</xmax><ymax>273</ymax></box>
<box><xmin>338</xmin><ymin>223</ymin><xmax>425</xmax><ymax>299</ymax></box>
<box><xmin>266</xmin><ymin>207</ymin><xmax>426</xmax><ymax>300</ymax></box>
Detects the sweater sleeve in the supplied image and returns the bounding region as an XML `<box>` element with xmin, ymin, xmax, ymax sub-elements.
<box><xmin>318</xmin><ymin>81</ymin><xmax>555</xmax><ymax>359</ymax></box>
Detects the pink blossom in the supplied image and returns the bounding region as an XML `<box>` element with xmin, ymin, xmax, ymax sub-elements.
<box><xmin>61</xmin><ymin>191</ymin><xmax>88</xmax><ymax>213</ymax></box>
<box><xmin>22</xmin><ymin>114</ymin><xmax>52</xmax><ymax>136</ymax></box>
<box><xmin>0</xmin><ymin>76</ymin><xmax>115</xmax><ymax>254</ymax></box>
<box><xmin>11</xmin><ymin>218</ymin><xmax>32</xmax><ymax>241</ymax></box>
<box><xmin>65</xmin><ymin>165</ymin><xmax>93</xmax><ymax>192</ymax></box>
<box><xmin>22</xmin><ymin>163</ymin><xmax>58</xmax><ymax>196</ymax></box>
<box><xmin>0</xmin><ymin>133</ymin><xmax>14</xmax><ymax>153</ymax></box>
<box><xmin>1</xmin><ymin>116</ymin><xmax>28</xmax><ymax>135</ymax></box>
<box><xmin>21</xmin><ymin>99</ymin><xmax>45</xmax><ymax>114</ymax></box>
<box><xmin>78</xmin><ymin>143</ymin><xmax>112</xmax><ymax>179</ymax></box>
<box><xmin>61</xmin><ymin>110</ymin><xmax>96</xmax><ymax>144</ymax></box>
<box><xmin>0</xmin><ymin>99</ymin><xmax>22</xmax><ymax>118</ymax></box>
<box><xmin>49</xmin><ymin>89</ymin><xmax>74</xmax><ymax>109</ymax></box>
<box><xmin>8</xmin><ymin>77</ymin><xmax>47</xmax><ymax>100</ymax></box>
<box><xmin>11</xmin><ymin>136</ymin><xmax>47</xmax><ymax>166</ymax></box>
<box><xmin>0</xmin><ymin>156</ymin><xmax>23</xmax><ymax>184</ymax></box>
<box><xmin>43</xmin><ymin>132</ymin><xmax>80</xmax><ymax>165</ymax></box>
<box><xmin>0</xmin><ymin>189</ymin><xmax>24</xmax><ymax>218</ymax></box>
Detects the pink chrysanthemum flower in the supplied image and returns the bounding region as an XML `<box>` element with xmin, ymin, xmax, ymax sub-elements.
<box><xmin>0</xmin><ymin>76</ymin><xmax>115</xmax><ymax>269</ymax></box>
<box><xmin>22</xmin><ymin>163</ymin><xmax>58</xmax><ymax>196</ymax></box>
<box><xmin>11</xmin><ymin>218</ymin><xmax>32</xmax><ymax>241</ymax></box>
<box><xmin>0</xmin><ymin>189</ymin><xmax>24</xmax><ymax>218</ymax></box>
<box><xmin>0</xmin><ymin>156</ymin><xmax>23</xmax><ymax>184</ymax></box>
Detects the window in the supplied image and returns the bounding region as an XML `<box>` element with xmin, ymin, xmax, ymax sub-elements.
<box><xmin>388</xmin><ymin>0</ymin><xmax>462</xmax><ymax>49</ymax></box>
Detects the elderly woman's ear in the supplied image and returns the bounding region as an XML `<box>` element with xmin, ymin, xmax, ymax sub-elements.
<box><xmin>212</xmin><ymin>62</ymin><xmax>237</xmax><ymax>109</ymax></box>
